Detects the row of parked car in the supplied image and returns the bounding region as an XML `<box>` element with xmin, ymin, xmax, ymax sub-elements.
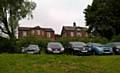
<box><xmin>21</xmin><ymin>42</ymin><xmax>120</xmax><ymax>55</ymax></box>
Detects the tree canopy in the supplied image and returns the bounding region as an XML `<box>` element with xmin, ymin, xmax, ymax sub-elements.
<box><xmin>84</xmin><ymin>0</ymin><xmax>120</xmax><ymax>40</ymax></box>
<box><xmin>0</xmin><ymin>0</ymin><xmax>36</xmax><ymax>39</ymax></box>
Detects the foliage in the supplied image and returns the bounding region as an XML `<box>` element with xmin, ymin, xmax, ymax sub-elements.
<box><xmin>16</xmin><ymin>36</ymin><xmax>51</xmax><ymax>53</ymax></box>
<box><xmin>0</xmin><ymin>0</ymin><xmax>36</xmax><ymax>52</ymax></box>
<box><xmin>0</xmin><ymin>0</ymin><xmax>36</xmax><ymax>39</ymax></box>
<box><xmin>84</xmin><ymin>0</ymin><xmax>120</xmax><ymax>40</ymax></box>
<box><xmin>111</xmin><ymin>35</ymin><xmax>120</xmax><ymax>42</ymax></box>
<box><xmin>0</xmin><ymin>37</ymin><xmax>17</xmax><ymax>53</ymax></box>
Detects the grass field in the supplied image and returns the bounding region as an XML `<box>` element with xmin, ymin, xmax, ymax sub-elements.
<box><xmin>0</xmin><ymin>54</ymin><xmax>120</xmax><ymax>73</ymax></box>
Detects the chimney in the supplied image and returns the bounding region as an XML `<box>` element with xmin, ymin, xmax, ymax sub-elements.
<box><xmin>73</xmin><ymin>22</ymin><xmax>76</xmax><ymax>27</ymax></box>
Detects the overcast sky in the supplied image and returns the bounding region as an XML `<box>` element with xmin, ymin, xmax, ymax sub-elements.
<box><xmin>20</xmin><ymin>0</ymin><xmax>93</xmax><ymax>34</ymax></box>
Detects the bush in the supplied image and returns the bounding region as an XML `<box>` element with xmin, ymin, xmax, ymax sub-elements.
<box><xmin>90</xmin><ymin>36</ymin><xmax>108</xmax><ymax>44</ymax></box>
<box><xmin>16</xmin><ymin>36</ymin><xmax>51</xmax><ymax>53</ymax></box>
<box><xmin>111</xmin><ymin>35</ymin><xmax>120</xmax><ymax>42</ymax></box>
<box><xmin>0</xmin><ymin>37</ymin><xmax>16</xmax><ymax>53</ymax></box>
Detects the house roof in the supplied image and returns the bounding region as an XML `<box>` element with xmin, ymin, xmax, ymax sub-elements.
<box><xmin>63</xmin><ymin>26</ymin><xmax>87</xmax><ymax>31</ymax></box>
<box><xmin>33</xmin><ymin>26</ymin><xmax>41</xmax><ymax>29</ymax></box>
<box><xmin>18</xmin><ymin>27</ymin><xmax>31</xmax><ymax>31</ymax></box>
<box><xmin>42</xmin><ymin>28</ymin><xmax>54</xmax><ymax>32</ymax></box>
<box><xmin>18</xmin><ymin>26</ymin><xmax>54</xmax><ymax>32</ymax></box>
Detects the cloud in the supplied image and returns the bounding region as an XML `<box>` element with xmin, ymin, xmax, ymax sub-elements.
<box><xmin>20</xmin><ymin>0</ymin><xmax>93</xmax><ymax>34</ymax></box>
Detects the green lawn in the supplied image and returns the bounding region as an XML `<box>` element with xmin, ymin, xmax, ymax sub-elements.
<box><xmin>0</xmin><ymin>54</ymin><xmax>120</xmax><ymax>73</ymax></box>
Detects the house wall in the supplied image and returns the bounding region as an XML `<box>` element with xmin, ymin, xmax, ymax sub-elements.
<box><xmin>62</xmin><ymin>30</ymin><xmax>88</xmax><ymax>37</ymax></box>
<box><xmin>18</xmin><ymin>28</ymin><xmax>55</xmax><ymax>40</ymax></box>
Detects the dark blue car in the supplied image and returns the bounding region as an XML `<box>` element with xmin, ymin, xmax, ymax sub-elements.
<box><xmin>87</xmin><ymin>43</ymin><xmax>113</xmax><ymax>55</ymax></box>
<box><xmin>68</xmin><ymin>42</ymin><xmax>92</xmax><ymax>55</ymax></box>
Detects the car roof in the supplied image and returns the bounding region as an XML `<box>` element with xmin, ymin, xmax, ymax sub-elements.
<box><xmin>69</xmin><ymin>42</ymin><xmax>85</xmax><ymax>44</ymax></box>
<box><xmin>26</xmin><ymin>45</ymin><xmax>39</xmax><ymax>50</ymax></box>
<box><xmin>28</xmin><ymin>44</ymin><xmax>39</xmax><ymax>46</ymax></box>
<box><xmin>87</xmin><ymin>43</ymin><xmax>102</xmax><ymax>46</ymax></box>
<box><xmin>111</xmin><ymin>42</ymin><xmax>120</xmax><ymax>44</ymax></box>
<box><xmin>48</xmin><ymin>42</ymin><xmax>61</xmax><ymax>44</ymax></box>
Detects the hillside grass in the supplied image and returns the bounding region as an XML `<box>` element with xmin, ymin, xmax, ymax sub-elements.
<box><xmin>0</xmin><ymin>54</ymin><xmax>120</xmax><ymax>73</ymax></box>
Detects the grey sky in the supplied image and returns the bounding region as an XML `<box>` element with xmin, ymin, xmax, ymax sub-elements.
<box><xmin>20</xmin><ymin>0</ymin><xmax>93</xmax><ymax>34</ymax></box>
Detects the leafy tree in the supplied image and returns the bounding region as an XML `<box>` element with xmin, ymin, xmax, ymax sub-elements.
<box><xmin>0</xmin><ymin>0</ymin><xmax>36</xmax><ymax>39</ymax></box>
<box><xmin>0</xmin><ymin>0</ymin><xmax>36</xmax><ymax>53</ymax></box>
<box><xmin>84</xmin><ymin>0</ymin><xmax>120</xmax><ymax>40</ymax></box>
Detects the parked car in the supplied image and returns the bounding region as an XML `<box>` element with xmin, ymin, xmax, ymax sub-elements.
<box><xmin>46</xmin><ymin>42</ymin><xmax>64</xmax><ymax>54</ymax></box>
<box><xmin>22</xmin><ymin>44</ymin><xmax>40</xmax><ymax>54</ymax></box>
<box><xmin>68</xmin><ymin>42</ymin><xmax>92</xmax><ymax>55</ymax></box>
<box><xmin>87</xmin><ymin>43</ymin><xmax>113</xmax><ymax>55</ymax></box>
<box><xmin>107</xmin><ymin>42</ymin><xmax>120</xmax><ymax>55</ymax></box>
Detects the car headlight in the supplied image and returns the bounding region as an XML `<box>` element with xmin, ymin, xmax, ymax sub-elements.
<box><xmin>47</xmin><ymin>48</ymin><xmax>52</xmax><ymax>51</ymax></box>
<box><xmin>61</xmin><ymin>48</ymin><xmax>64</xmax><ymax>51</ymax></box>
<box><xmin>88</xmin><ymin>48</ymin><xmax>92</xmax><ymax>50</ymax></box>
<box><xmin>22</xmin><ymin>49</ymin><xmax>25</xmax><ymax>52</ymax></box>
<box><xmin>116</xmin><ymin>49</ymin><xmax>119</xmax><ymax>51</ymax></box>
<box><xmin>74</xmin><ymin>48</ymin><xmax>80</xmax><ymax>50</ymax></box>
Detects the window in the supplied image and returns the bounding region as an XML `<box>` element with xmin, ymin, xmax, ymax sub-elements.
<box><xmin>70</xmin><ymin>32</ymin><xmax>74</xmax><ymax>37</ymax></box>
<box><xmin>37</xmin><ymin>30</ymin><xmax>40</xmax><ymax>35</ymax></box>
<box><xmin>77</xmin><ymin>32</ymin><xmax>82</xmax><ymax>37</ymax></box>
<box><xmin>32</xmin><ymin>30</ymin><xmax>35</xmax><ymax>35</ymax></box>
<box><xmin>42</xmin><ymin>31</ymin><xmax>44</xmax><ymax>36</ymax></box>
<box><xmin>23</xmin><ymin>31</ymin><xmax>27</xmax><ymax>36</ymax></box>
<box><xmin>47</xmin><ymin>32</ymin><xmax>51</xmax><ymax>38</ymax></box>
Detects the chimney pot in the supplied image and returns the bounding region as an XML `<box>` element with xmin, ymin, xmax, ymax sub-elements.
<box><xmin>73</xmin><ymin>22</ymin><xmax>76</xmax><ymax>27</ymax></box>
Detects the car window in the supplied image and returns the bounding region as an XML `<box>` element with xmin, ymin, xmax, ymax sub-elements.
<box><xmin>28</xmin><ymin>45</ymin><xmax>39</xmax><ymax>48</ymax></box>
<box><xmin>48</xmin><ymin>43</ymin><xmax>62</xmax><ymax>48</ymax></box>
<box><xmin>113</xmin><ymin>43</ymin><xmax>120</xmax><ymax>48</ymax></box>
<box><xmin>70</xmin><ymin>42</ymin><xmax>86</xmax><ymax>47</ymax></box>
<box><xmin>107</xmin><ymin>42</ymin><xmax>120</xmax><ymax>48</ymax></box>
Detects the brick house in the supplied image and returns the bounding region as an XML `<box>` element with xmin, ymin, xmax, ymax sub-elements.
<box><xmin>18</xmin><ymin>26</ymin><xmax>55</xmax><ymax>40</ymax></box>
<box><xmin>61</xmin><ymin>22</ymin><xmax>88</xmax><ymax>37</ymax></box>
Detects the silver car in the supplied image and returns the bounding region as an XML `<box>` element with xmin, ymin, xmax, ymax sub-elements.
<box><xmin>47</xmin><ymin>42</ymin><xmax>64</xmax><ymax>54</ymax></box>
<box><xmin>22</xmin><ymin>44</ymin><xmax>40</xmax><ymax>54</ymax></box>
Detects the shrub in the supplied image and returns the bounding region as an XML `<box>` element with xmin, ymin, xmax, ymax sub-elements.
<box><xmin>0</xmin><ymin>37</ymin><xmax>16</xmax><ymax>53</ymax></box>
<box><xmin>90</xmin><ymin>36</ymin><xmax>108</xmax><ymax>44</ymax></box>
<box><xmin>111</xmin><ymin>35</ymin><xmax>120</xmax><ymax>42</ymax></box>
<box><xmin>16</xmin><ymin>36</ymin><xmax>51</xmax><ymax>53</ymax></box>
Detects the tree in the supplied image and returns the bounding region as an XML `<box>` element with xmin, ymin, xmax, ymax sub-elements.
<box><xmin>0</xmin><ymin>0</ymin><xmax>36</xmax><ymax>39</ymax></box>
<box><xmin>0</xmin><ymin>0</ymin><xmax>36</xmax><ymax>53</ymax></box>
<box><xmin>84</xmin><ymin>0</ymin><xmax>120</xmax><ymax>40</ymax></box>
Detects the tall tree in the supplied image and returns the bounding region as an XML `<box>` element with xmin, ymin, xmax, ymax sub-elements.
<box><xmin>84</xmin><ymin>0</ymin><xmax>120</xmax><ymax>40</ymax></box>
<box><xmin>0</xmin><ymin>0</ymin><xmax>36</xmax><ymax>39</ymax></box>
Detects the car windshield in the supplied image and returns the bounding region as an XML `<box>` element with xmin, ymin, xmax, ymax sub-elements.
<box><xmin>27</xmin><ymin>45</ymin><xmax>39</xmax><ymax>50</ymax></box>
<box><xmin>48</xmin><ymin>43</ymin><xmax>62</xmax><ymax>48</ymax></box>
<box><xmin>70</xmin><ymin>42</ymin><xmax>86</xmax><ymax>47</ymax></box>
<box><xmin>28</xmin><ymin>45</ymin><xmax>39</xmax><ymax>48</ymax></box>
<box><xmin>113</xmin><ymin>43</ymin><xmax>120</xmax><ymax>48</ymax></box>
